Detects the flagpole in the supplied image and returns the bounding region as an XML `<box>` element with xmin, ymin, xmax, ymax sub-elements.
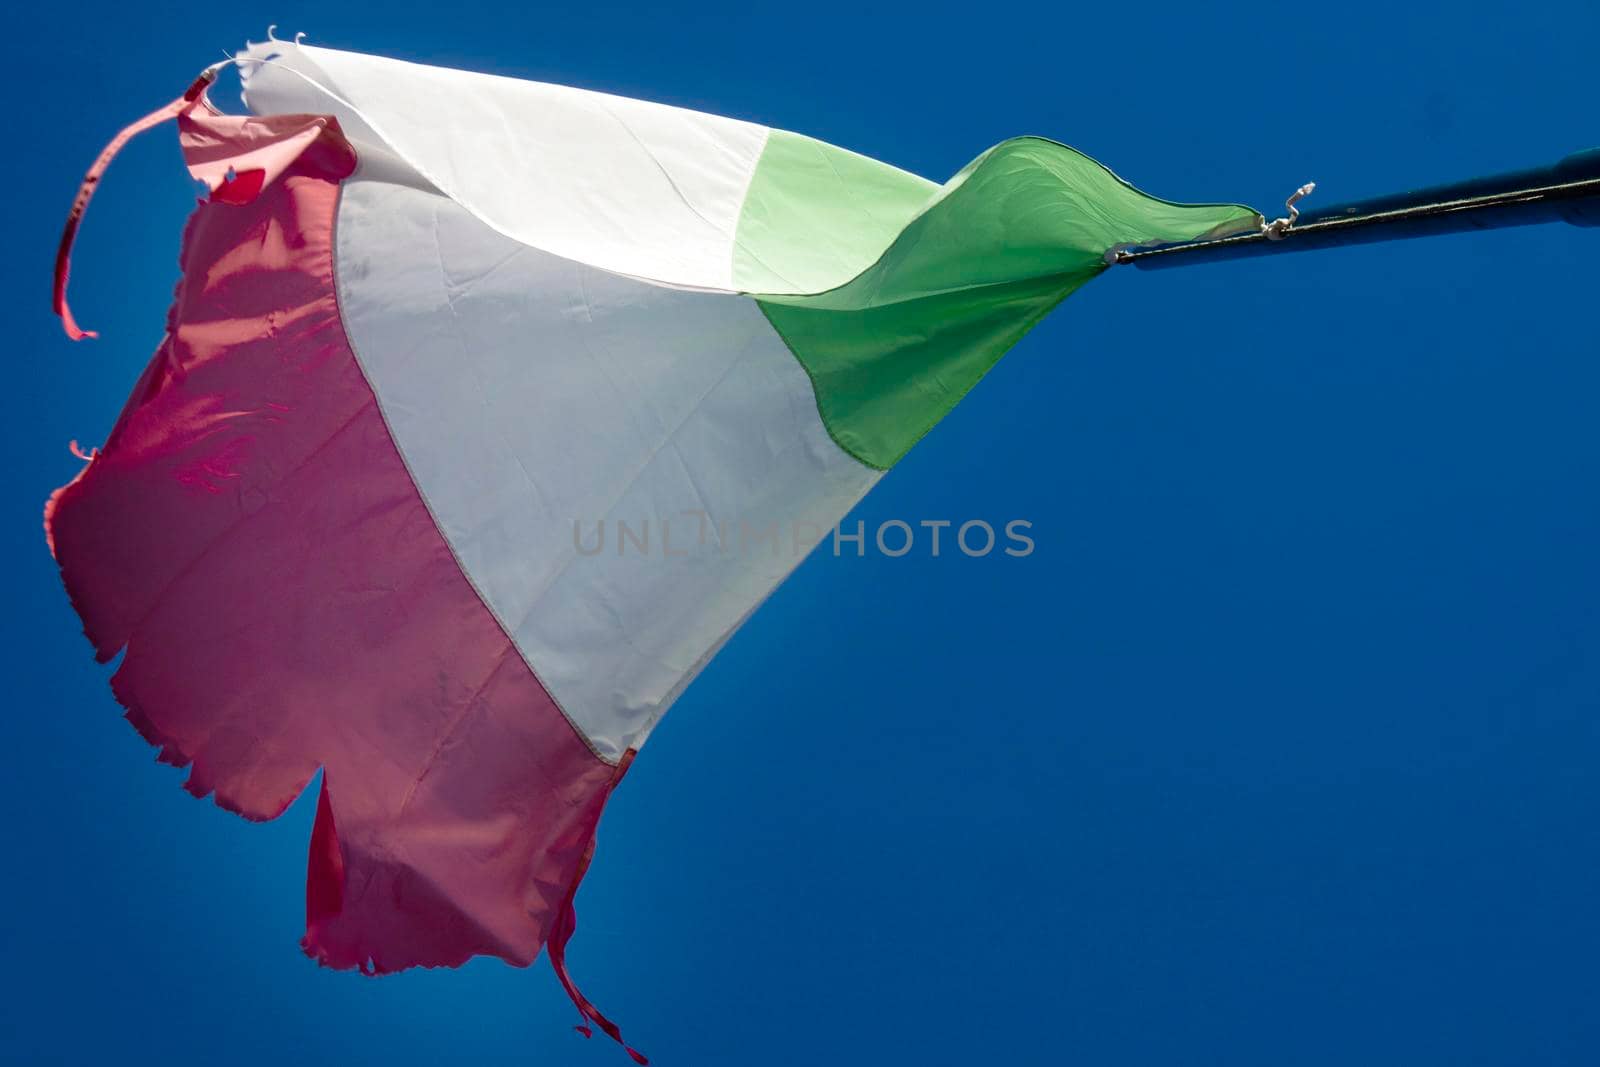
<box><xmin>1110</xmin><ymin>149</ymin><xmax>1600</xmax><ymax>270</ymax></box>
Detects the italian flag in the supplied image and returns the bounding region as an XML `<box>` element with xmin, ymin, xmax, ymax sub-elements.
<box><xmin>47</xmin><ymin>38</ymin><xmax>1260</xmax><ymax>1053</ymax></box>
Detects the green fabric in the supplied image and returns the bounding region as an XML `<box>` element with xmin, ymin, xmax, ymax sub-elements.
<box><xmin>749</xmin><ymin>137</ymin><xmax>1261</xmax><ymax>469</ymax></box>
<box><xmin>733</xmin><ymin>129</ymin><xmax>939</xmax><ymax>294</ymax></box>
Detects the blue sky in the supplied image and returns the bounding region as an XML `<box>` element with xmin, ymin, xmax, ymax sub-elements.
<box><xmin>6</xmin><ymin>2</ymin><xmax>1598</xmax><ymax>1064</ymax></box>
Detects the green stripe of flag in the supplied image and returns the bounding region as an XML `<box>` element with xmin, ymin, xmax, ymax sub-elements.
<box><xmin>743</xmin><ymin>136</ymin><xmax>1261</xmax><ymax>469</ymax></box>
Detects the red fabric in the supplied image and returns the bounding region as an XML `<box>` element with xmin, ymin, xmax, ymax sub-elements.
<box><xmin>52</xmin><ymin>71</ymin><xmax>215</xmax><ymax>341</ymax></box>
<box><xmin>179</xmin><ymin>106</ymin><xmax>350</xmax><ymax>206</ymax></box>
<box><xmin>46</xmin><ymin>108</ymin><xmax>627</xmax><ymax>989</ymax></box>
<box><xmin>549</xmin><ymin>750</ymin><xmax>649</xmax><ymax>1064</ymax></box>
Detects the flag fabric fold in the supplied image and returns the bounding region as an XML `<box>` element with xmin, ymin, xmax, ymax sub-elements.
<box><xmin>49</xmin><ymin>37</ymin><xmax>1259</xmax><ymax>1053</ymax></box>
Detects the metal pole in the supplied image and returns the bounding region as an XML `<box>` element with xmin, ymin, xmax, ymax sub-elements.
<box><xmin>1111</xmin><ymin>149</ymin><xmax>1600</xmax><ymax>270</ymax></box>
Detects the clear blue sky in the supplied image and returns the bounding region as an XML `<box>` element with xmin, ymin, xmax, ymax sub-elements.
<box><xmin>7</xmin><ymin>3</ymin><xmax>1598</xmax><ymax>1064</ymax></box>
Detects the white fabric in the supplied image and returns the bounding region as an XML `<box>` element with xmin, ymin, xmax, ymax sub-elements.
<box><xmin>239</xmin><ymin>40</ymin><xmax>770</xmax><ymax>292</ymax></box>
<box><xmin>333</xmin><ymin>177</ymin><xmax>880</xmax><ymax>759</ymax></box>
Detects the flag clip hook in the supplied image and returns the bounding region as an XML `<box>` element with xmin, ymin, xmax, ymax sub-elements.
<box><xmin>1263</xmin><ymin>182</ymin><xmax>1317</xmax><ymax>240</ymax></box>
